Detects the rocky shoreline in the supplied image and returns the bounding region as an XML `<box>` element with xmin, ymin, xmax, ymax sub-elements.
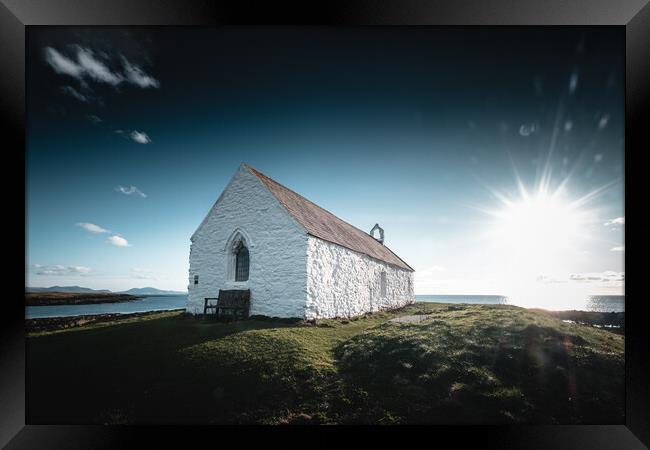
<box><xmin>532</xmin><ymin>309</ymin><xmax>625</xmax><ymax>334</ymax></box>
<box><xmin>25</xmin><ymin>309</ymin><xmax>185</xmax><ymax>334</ymax></box>
<box><xmin>25</xmin><ymin>291</ymin><xmax>143</xmax><ymax>306</ymax></box>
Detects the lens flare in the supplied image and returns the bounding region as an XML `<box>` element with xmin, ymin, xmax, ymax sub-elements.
<box><xmin>480</xmin><ymin>168</ymin><xmax>612</xmax><ymax>309</ymax></box>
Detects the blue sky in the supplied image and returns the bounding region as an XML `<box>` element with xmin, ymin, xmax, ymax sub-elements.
<box><xmin>26</xmin><ymin>27</ymin><xmax>624</xmax><ymax>298</ymax></box>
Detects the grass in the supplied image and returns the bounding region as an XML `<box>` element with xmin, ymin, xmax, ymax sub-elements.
<box><xmin>26</xmin><ymin>303</ymin><xmax>624</xmax><ymax>425</ymax></box>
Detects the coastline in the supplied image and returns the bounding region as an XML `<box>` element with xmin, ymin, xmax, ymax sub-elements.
<box><xmin>25</xmin><ymin>291</ymin><xmax>144</xmax><ymax>306</ymax></box>
<box><xmin>25</xmin><ymin>304</ymin><xmax>624</xmax><ymax>335</ymax></box>
<box><xmin>26</xmin><ymin>309</ymin><xmax>185</xmax><ymax>335</ymax></box>
<box><xmin>532</xmin><ymin>309</ymin><xmax>625</xmax><ymax>334</ymax></box>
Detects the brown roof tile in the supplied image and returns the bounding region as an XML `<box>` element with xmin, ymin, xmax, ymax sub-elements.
<box><xmin>244</xmin><ymin>164</ymin><xmax>414</xmax><ymax>271</ymax></box>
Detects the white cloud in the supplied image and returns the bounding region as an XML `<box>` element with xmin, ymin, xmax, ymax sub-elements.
<box><xmin>76</xmin><ymin>222</ymin><xmax>110</xmax><ymax>234</ymax></box>
<box><xmin>594</xmin><ymin>153</ymin><xmax>603</xmax><ymax>163</ymax></box>
<box><xmin>45</xmin><ymin>46</ymin><xmax>120</xmax><ymax>86</ymax></box>
<box><xmin>610</xmin><ymin>246</ymin><xmax>625</xmax><ymax>252</ymax></box>
<box><xmin>33</xmin><ymin>264</ymin><xmax>92</xmax><ymax>276</ymax></box>
<box><xmin>76</xmin><ymin>46</ymin><xmax>122</xmax><ymax>85</ymax></box>
<box><xmin>569</xmin><ymin>271</ymin><xmax>624</xmax><ymax>282</ymax></box>
<box><xmin>114</xmin><ymin>129</ymin><xmax>151</xmax><ymax>144</ymax></box>
<box><xmin>121</xmin><ymin>57</ymin><xmax>160</xmax><ymax>88</ymax></box>
<box><xmin>115</xmin><ymin>185</ymin><xmax>147</xmax><ymax>198</ymax></box>
<box><xmin>44</xmin><ymin>47</ymin><xmax>83</xmax><ymax>78</ymax></box>
<box><xmin>43</xmin><ymin>45</ymin><xmax>159</xmax><ymax>91</ymax></box>
<box><xmin>87</xmin><ymin>114</ymin><xmax>102</xmax><ymax>124</ymax></box>
<box><xmin>604</xmin><ymin>217</ymin><xmax>625</xmax><ymax>227</ymax></box>
<box><xmin>130</xmin><ymin>130</ymin><xmax>151</xmax><ymax>144</ymax></box>
<box><xmin>37</xmin><ymin>264</ymin><xmax>66</xmax><ymax>275</ymax></box>
<box><xmin>60</xmin><ymin>85</ymin><xmax>89</xmax><ymax>103</ymax></box>
<box><xmin>107</xmin><ymin>235</ymin><xmax>131</xmax><ymax>247</ymax></box>
<box><xmin>76</xmin><ymin>223</ymin><xmax>131</xmax><ymax>247</ymax></box>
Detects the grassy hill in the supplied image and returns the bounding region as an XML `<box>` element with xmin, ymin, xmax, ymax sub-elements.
<box><xmin>26</xmin><ymin>303</ymin><xmax>624</xmax><ymax>425</ymax></box>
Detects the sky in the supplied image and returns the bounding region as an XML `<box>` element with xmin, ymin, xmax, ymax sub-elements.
<box><xmin>26</xmin><ymin>27</ymin><xmax>624</xmax><ymax>301</ymax></box>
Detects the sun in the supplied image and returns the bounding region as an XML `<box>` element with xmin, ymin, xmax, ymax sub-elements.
<box><xmin>490</xmin><ymin>189</ymin><xmax>585</xmax><ymax>259</ymax></box>
<box><xmin>480</xmin><ymin>174</ymin><xmax>603</xmax><ymax>308</ymax></box>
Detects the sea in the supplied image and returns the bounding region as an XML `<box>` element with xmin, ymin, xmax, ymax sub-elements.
<box><xmin>415</xmin><ymin>295</ymin><xmax>625</xmax><ymax>313</ymax></box>
<box><xmin>25</xmin><ymin>295</ymin><xmax>188</xmax><ymax>319</ymax></box>
<box><xmin>24</xmin><ymin>293</ymin><xmax>625</xmax><ymax>319</ymax></box>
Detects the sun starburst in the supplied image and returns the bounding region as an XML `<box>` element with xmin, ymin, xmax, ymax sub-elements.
<box><xmin>478</xmin><ymin>165</ymin><xmax>615</xmax><ymax>308</ymax></box>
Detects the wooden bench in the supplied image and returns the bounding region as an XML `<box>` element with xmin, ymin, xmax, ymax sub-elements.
<box><xmin>204</xmin><ymin>289</ymin><xmax>250</xmax><ymax>320</ymax></box>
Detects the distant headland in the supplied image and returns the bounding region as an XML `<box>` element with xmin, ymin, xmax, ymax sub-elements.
<box><xmin>25</xmin><ymin>286</ymin><xmax>187</xmax><ymax>306</ymax></box>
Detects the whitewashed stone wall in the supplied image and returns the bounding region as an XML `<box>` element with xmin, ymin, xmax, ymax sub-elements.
<box><xmin>187</xmin><ymin>166</ymin><xmax>308</xmax><ymax>318</ymax></box>
<box><xmin>305</xmin><ymin>237</ymin><xmax>415</xmax><ymax>319</ymax></box>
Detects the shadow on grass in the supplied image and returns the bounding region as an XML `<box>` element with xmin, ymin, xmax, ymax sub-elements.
<box><xmin>26</xmin><ymin>305</ymin><xmax>624</xmax><ymax>425</ymax></box>
<box><xmin>26</xmin><ymin>314</ymin><xmax>298</xmax><ymax>424</ymax></box>
<box><xmin>330</xmin><ymin>309</ymin><xmax>624</xmax><ymax>424</ymax></box>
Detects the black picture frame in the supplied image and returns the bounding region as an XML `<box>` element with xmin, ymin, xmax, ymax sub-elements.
<box><xmin>2</xmin><ymin>0</ymin><xmax>648</xmax><ymax>447</ymax></box>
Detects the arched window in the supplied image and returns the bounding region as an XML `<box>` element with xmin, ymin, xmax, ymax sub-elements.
<box><xmin>235</xmin><ymin>241</ymin><xmax>249</xmax><ymax>281</ymax></box>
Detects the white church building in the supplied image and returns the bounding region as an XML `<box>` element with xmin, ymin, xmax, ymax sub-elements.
<box><xmin>186</xmin><ymin>163</ymin><xmax>415</xmax><ymax>319</ymax></box>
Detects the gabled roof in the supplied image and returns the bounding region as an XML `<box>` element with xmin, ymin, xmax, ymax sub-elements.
<box><xmin>243</xmin><ymin>164</ymin><xmax>414</xmax><ymax>272</ymax></box>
